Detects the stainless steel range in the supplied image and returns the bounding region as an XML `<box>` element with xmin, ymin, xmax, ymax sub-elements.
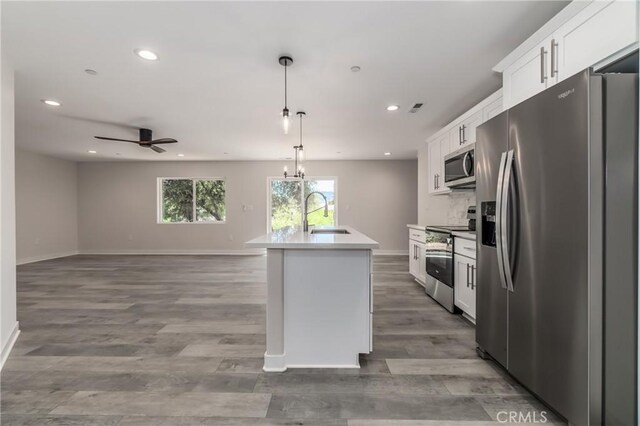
<box><xmin>424</xmin><ymin>225</ymin><xmax>469</xmax><ymax>313</ymax></box>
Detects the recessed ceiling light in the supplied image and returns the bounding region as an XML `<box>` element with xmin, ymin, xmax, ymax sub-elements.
<box><xmin>384</xmin><ymin>152</ymin><xmax>392</xmax><ymax>156</ymax></box>
<box><xmin>350</xmin><ymin>66</ymin><xmax>361</xmax><ymax>72</ymax></box>
<box><xmin>84</xmin><ymin>69</ymin><xmax>98</xmax><ymax>76</ymax></box>
<box><xmin>88</xmin><ymin>150</ymin><xmax>97</xmax><ymax>154</ymax></box>
<box><xmin>41</xmin><ymin>99</ymin><xmax>61</xmax><ymax>107</ymax></box>
<box><xmin>386</xmin><ymin>105</ymin><xmax>399</xmax><ymax>111</ymax></box>
<box><xmin>177</xmin><ymin>153</ymin><xmax>185</xmax><ymax>157</ymax></box>
<box><xmin>134</xmin><ymin>49</ymin><xmax>158</xmax><ymax>61</ymax></box>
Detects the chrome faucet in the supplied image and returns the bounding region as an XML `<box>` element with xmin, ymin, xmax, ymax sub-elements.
<box><xmin>303</xmin><ymin>191</ymin><xmax>329</xmax><ymax>232</ymax></box>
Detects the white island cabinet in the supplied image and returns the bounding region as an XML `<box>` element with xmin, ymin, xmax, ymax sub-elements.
<box><xmin>246</xmin><ymin>226</ymin><xmax>379</xmax><ymax>372</ymax></box>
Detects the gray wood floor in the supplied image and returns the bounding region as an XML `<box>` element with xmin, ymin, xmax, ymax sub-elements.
<box><xmin>1</xmin><ymin>255</ymin><xmax>565</xmax><ymax>425</ymax></box>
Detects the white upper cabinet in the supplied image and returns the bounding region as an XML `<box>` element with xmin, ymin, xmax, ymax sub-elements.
<box><xmin>428</xmin><ymin>134</ymin><xmax>449</xmax><ymax>194</ymax></box>
<box><xmin>483</xmin><ymin>97</ymin><xmax>503</xmax><ymax>122</ymax></box>
<box><xmin>499</xmin><ymin>0</ymin><xmax>638</xmax><ymax>109</ymax></box>
<box><xmin>425</xmin><ymin>90</ymin><xmax>501</xmax><ymax>196</ymax></box>
<box><xmin>555</xmin><ymin>0</ymin><xmax>638</xmax><ymax>81</ymax></box>
<box><xmin>449</xmin><ymin>110</ymin><xmax>483</xmax><ymax>152</ymax></box>
<box><xmin>504</xmin><ymin>35</ymin><xmax>555</xmax><ymax>109</ymax></box>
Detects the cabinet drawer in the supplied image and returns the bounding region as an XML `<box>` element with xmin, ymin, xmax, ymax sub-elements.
<box><xmin>409</xmin><ymin>229</ymin><xmax>425</xmax><ymax>242</ymax></box>
<box><xmin>454</xmin><ymin>237</ymin><xmax>476</xmax><ymax>258</ymax></box>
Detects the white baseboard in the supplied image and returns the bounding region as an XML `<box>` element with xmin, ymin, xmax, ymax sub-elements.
<box><xmin>17</xmin><ymin>250</ymin><xmax>79</xmax><ymax>265</ymax></box>
<box><xmin>373</xmin><ymin>250</ymin><xmax>409</xmax><ymax>256</ymax></box>
<box><xmin>263</xmin><ymin>352</ymin><xmax>287</xmax><ymax>372</ymax></box>
<box><xmin>0</xmin><ymin>322</ymin><xmax>20</xmax><ymax>370</ymax></box>
<box><xmin>79</xmin><ymin>249</ymin><xmax>266</xmax><ymax>256</ymax></box>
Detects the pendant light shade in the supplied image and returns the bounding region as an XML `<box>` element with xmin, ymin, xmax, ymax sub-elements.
<box><xmin>283</xmin><ymin>111</ymin><xmax>307</xmax><ymax>179</ymax></box>
<box><xmin>279</xmin><ymin>56</ymin><xmax>293</xmax><ymax>135</ymax></box>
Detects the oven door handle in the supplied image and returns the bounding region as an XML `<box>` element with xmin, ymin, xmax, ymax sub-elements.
<box><xmin>495</xmin><ymin>152</ymin><xmax>508</xmax><ymax>291</ymax></box>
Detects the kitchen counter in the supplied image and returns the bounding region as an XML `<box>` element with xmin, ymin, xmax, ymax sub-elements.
<box><xmin>452</xmin><ymin>230</ymin><xmax>476</xmax><ymax>240</ymax></box>
<box><xmin>246</xmin><ymin>226</ymin><xmax>377</xmax><ymax>372</ymax></box>
<box><xmin>406</xmin><ymin>224</ymin><xmax>426</xmax><ymax>231</ymax></box>
<box><xmin>246</xmin><ymin>225</ymin><xmax>379</xmax><ymax>250</ymax></box>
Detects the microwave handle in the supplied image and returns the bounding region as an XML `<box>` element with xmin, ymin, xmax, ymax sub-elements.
<box><xmin>462</xmin><ymin>152</ymin><xmax>471</xmax><ymax>177</ymax></box>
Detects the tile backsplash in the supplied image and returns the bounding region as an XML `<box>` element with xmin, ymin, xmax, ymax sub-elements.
<box><xmin>447</xmin><ymin>191</ymin><xmax>476</xmax><ymax>226</ymax></box>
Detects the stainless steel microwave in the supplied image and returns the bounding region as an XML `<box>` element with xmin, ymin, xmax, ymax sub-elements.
<box><xmin>444</xmin><ymin>144</ymin><xmax>475</xmax><ymax>188</ymax></box>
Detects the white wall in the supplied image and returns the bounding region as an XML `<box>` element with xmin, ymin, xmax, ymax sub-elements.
<box><xmin>1</xmin><ymin>52</ymin><xmax>18</xmax><ymax>366</ymax></box>
<box><xmin>16</xmin><ymin>150</ymin><xmax>78</xmax><ymax>264</ymax></box>
<box><xmin>78</xmin><ymin>159</ymin><xmax>417</xmax><ymax>254</ymax></box>
<box><xmin>417</xmin><ymin>142</ymin><xmax>475</xmax><ymax>226</ymax></box>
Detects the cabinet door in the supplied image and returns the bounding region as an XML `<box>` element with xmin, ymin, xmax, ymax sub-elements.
<box><xmin>454</xmin><ymin>255</ymin><xmax>473</xmax><ymax>314</ymax></box>
<box><xmin>417</xmin><ymin>242</ymin><xmax>426</xmax><ymax>284</ymax></box>
<box><xmin>483</xmin><ymin>97</ymin><xmax>503</xmax><ymax>122</ymax></box>
<box><xmin>409</xmin><ymin>241</ymin><xmax>416</xmax><ymax>276</ymax></box>
<box><xmin>449</xmin><ymin>124</ymin><xmax>462</xmax><ymax>152</ymax></box>
<box><xmin>427</xmin><ymin>140</ymin><xmax>441</xmax><ymax>194</ymax></box>
<box><xmin>503</xmin><ymin>35</ymin><xmax>553</xmax><ymax>109</ymax></box>
<box><xmin>554</xmin><ymin>0</ymin><xmax>637</xmax><ymax>83</ymax></box>
<box><xmin>461</xmin><ymin>110</ymin><xmax>483</xmax><ymax>147</ymax></box>
<box><xmin>467</xmin><ymin>257</ymin><xmax>477</xmax><ymax>320</ymax></box>
<box><xmin>437</xmin><ymin>136</ymin><xmax>450</xmax><ymax>193</ymax></box>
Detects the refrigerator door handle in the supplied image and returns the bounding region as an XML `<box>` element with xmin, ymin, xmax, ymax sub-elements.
<box><xmin>495</xmin><ymin>152</ymin><xmax>508</xmax><ymax>290</ymax></box>
<box><xmin>500</xmin><ymin>150</ymin><xmax>515</xmax><ymax>292</ymax></box>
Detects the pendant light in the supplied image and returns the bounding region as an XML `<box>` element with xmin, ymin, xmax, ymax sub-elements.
<box><xmin>279</xmin><ymin>56</ymin><xmax>293</xmax><ymax>134</ymax></box>
<box><xmin>284</xmin><ymin>111</ymin><xmax>306</xmax><ymax>179</ymax></box>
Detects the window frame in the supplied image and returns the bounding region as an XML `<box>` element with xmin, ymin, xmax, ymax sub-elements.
<box><xmin>266</xmin><ymin>176</ymin><xmax>338</xmax><ymax>232</ymax></box>
<box><xmin>157</xmin><ymin>177</ymin><xmax>227</xmax><ymax>224</ymax></box>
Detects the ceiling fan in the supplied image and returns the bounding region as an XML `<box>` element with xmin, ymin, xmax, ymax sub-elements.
<box><xmin>94</xmin><ymin>128</ymin><xmax>177</xmax><ymax>153</ymax></box>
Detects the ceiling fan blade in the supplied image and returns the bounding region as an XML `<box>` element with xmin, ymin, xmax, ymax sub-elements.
<box><xmin>149</xmin><ymin>145</ymin><xmax>166</xmax><ymax>153</ymax></box>
<box><xmin>94</xmin><ymin>136</ymin><xmax>139</xmax><ymax>143</ymax></box>
<box><xmin>150</xmin><ymin>138</ymin><xmax>178</xmax><ymax>144</ymax></box>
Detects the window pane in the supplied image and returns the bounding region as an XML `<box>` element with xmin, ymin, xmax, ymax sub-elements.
<box><xmin>162</xmin><ymin>179</ymin><xmax>193</xmax><ymax>223</ymax></box>
<box><xmin>196</xmin><ymin>180</ymin><xmax>226</xmax><ymax>222</ymax></box>
<box><xmin>270</xmin><ymin>179</ymin><xmax>302</xmax><ymax>232</ymax></box>
<box><xmin>304</xmin><ymin>179</ymin><xmax>336</xmax><ymax>228</ymax></box>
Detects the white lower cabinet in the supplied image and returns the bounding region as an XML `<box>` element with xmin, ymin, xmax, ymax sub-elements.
<box><xmin>409</xmin><ymin>240</ymin><xmax>426</xmax><ymax>284</ymax></box>
<box><xmin>454</xmin><ymin>253</ymin><xmax>476</xmax><ymax>322</ymax></box>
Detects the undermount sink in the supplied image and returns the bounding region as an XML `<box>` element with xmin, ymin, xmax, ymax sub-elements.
<box><xmin>310</xmin><ymin>229</ymin><xmax>351</xmax><ymax>235</ymax></box>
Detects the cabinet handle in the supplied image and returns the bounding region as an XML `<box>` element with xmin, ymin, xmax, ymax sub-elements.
<box><xmin>461</xmin><ymin>125</ymin><xmax>466</xmax><ymax>143</ymax></box>
<box><xmin>433</xmin><ymin>174</ymin><xmax>437</xmax><ymax>190</ymax></box>
<box><xmin>550</xmin><ymin>39</ymin><xmax>558</xmax><ymax>78</ymax></box>
<box><xmin>471</xmin><ymin>265</ymin><xmax>476</xmax><ymax>290</ymax></box>
<box><xmin>540</xmin><ymin>46</ymin><xmax>548</xmax><ymax>84</ymax></box>
<box><xmin>466</xmin><ymin>264</ymin><xmax>470</xmax><ymax>287</ymax></box>
<box><xmin>436</xmin><ymin>174</ymin><xmax>439</xmax><ymax>189</ymax></box>
<box><xmin>458</xmin><ymin>126</ymin><xmax>463</xmax><ymax>145</ymax></box>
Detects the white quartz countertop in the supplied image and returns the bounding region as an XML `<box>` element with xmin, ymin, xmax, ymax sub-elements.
<box><xmin>406</xmin><ymin>224</ymin><xmax>426</xmax><ymax>231</ymax></box>
<box><xmin>452</xmin><ymin>230</ymin><xmax>477</xmax><ymax>240</ymax></box>
<box><xmin>245</xmin><ymin>226</ymin><xmax>379</xmax><ymax>249</ymax></box>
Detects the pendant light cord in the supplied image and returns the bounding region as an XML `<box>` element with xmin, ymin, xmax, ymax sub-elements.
<box><xmin>284</xmin><ymin>62</ymin><xmax>288</xmax><ymax>108</ymax></box>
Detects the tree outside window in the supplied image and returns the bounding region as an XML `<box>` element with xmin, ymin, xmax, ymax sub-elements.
<box><xmin>160</xmin><ymin>178</ymin><xmax>226</xmax><ymax>223</ymax></box>
<box><xmin>269</xmin><ymin>178</ymin><xmax>336</xmax><ymax>232</ymax></box>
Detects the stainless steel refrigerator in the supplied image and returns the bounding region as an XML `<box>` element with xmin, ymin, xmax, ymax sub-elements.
<box><xmin>476</xmin><ymin>69</ymin><xmax>637</xmax><ymax>425</ymax></box>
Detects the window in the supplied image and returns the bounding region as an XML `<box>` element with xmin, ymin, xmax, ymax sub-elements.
<box><xmin>159</xmin><ymin>178</ymin><xmax>226</xmax><ymax>223</ymax></box>
<box><xmin>268</xmin><ymin>177</ymin><xmax>336</xmax><ymax>232</ymax></box>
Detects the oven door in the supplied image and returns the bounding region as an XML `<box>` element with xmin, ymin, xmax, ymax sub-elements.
<box><xmin>425</xmin><ymin>230</ymin><xmax>453</xmax><ymax>287</ymax></box>
<box><xmin>444</xmin><ymin>145</ymin><xmax>475</xmax><ymax>188</ymax></box>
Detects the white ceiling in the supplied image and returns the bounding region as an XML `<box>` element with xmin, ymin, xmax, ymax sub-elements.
<box><xmin>3</xmin><ymin>1</ymin><xmax>568</xmax><ymax>162</ymax></box>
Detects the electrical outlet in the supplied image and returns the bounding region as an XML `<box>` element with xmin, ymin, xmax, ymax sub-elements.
<box><xmin>34</xmin><ymin>237</ymin><xmax>40</xmax><ymax>245</ymax></box>
<box><xmin>128</xmin><ymin>234</ymin><xmax>134</xmax><ymax>241</ymax></box>
<box><xmin>228</xmin><ymin>234</ymin><xmax>234</xmax><ymax>241</ymax></box>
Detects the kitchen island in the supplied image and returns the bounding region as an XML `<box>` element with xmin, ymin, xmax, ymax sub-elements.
<box><xmin>246</xmin><ymin>226</ymin><xmax>379</xmax><ymax>372</ymax></box>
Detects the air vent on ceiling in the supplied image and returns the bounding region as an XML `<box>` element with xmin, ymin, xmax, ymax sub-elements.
<box><xmin>408</xmin><ymin>103</ymin><xmax>424</xmax><ymax>113</ymax></box>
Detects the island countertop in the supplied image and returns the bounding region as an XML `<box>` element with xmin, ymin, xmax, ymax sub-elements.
<box><xmin>245</xmin><ymin>226</ymin><xmax>379</xmax><ymax>250</ymax></box>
